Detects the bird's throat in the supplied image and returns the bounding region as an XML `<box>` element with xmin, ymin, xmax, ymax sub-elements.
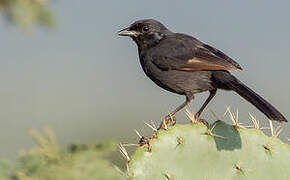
<box><xmin>135</xmin><ymin>32</ymin><xmax>165</xmax><ymax>51</ymax></box>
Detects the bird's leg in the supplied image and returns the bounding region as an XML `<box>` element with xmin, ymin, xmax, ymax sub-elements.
<box><xmin>194</xmin><ymin>89</ymin><xmax>217</xmax><ymax>127</ymax></box>
<box><xmin>158</xmin><ymin>96</ymin><xmax>193</xmax><ymax>130</ymax></box>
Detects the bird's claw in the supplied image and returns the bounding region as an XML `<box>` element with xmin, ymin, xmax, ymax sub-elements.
<box><xmin>158</xmin><ymin>115</ymin><xmax>176</xmax><ymax>130</ymax></box>
<box><xmin>194</xmin><ymin>113</ymin><xmax>210</xmax><ymax>128</ymax></box>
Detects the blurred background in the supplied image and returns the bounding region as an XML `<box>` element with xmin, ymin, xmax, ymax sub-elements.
<box><xmin>0</xmin><ymin>0</ymin><xmax>289</xmax><ymax>159</ymax></box>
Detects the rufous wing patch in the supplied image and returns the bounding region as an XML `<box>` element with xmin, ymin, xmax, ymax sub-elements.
<box><xmin>175</xmin><ymin>57</ymin><xmax>239</xmax><ymax>72</ymax></box>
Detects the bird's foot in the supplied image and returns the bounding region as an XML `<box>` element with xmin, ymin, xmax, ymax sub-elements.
<box><xmin>194</xmin><ymin>113</ymin><xmax>210</xmax><ymax>128</ymax></box>
<box><xmin>158</xmin><ymin>114</ymin><xmax>176</xmax><ymax>130</ymax></box>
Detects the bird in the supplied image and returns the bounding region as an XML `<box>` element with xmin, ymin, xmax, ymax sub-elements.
<box><xmin>118</xmin><ymin>19</ymin><xmax>287</xmax><ymax>129</ymax></box>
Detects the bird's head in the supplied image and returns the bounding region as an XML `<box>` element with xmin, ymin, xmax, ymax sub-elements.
<box><xmin>118</xmin><ymin>19</ymin><xmax>171</xmax><ymax>49</ymax></box>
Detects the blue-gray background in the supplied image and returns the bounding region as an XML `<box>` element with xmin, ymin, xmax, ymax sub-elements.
<box><xmin>0</xmin><ymin>1</ymin><xmax>289</xmax><ymax>158</ymax></box>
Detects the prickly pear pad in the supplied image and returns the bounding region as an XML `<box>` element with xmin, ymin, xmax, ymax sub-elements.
<box><xmin>128</xmin><ymin>121</ymin><xmax>290</xmax><ymax>180</ymax></box>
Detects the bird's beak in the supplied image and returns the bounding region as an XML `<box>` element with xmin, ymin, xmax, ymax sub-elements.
<box><xmin>118</xmin><ymin>27</ymin><xmax>139</xmax><ymax>37</ymax></box>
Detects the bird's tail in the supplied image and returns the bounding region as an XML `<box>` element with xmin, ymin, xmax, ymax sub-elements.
<box><xmin>212</xmin><ymin>71</ymin><xmax>287</xmax><ymax>122</ymax></box>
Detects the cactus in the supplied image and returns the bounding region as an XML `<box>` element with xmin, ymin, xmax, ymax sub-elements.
<box><xmin>0</xmin><ymin>128</ymin><xmax>125</xmax><ymax>180</ymax></box>
<box><xmin>1</xmin><ymin>111</ymin><xmax>289</xmax><ymax>180</ymax></box>
<box><xmin>125</xmin><ymin>111</ymin><xmax>290</xmax><ymax>180</ymax></box>
<box><xmin>0</xmin><ymin>0</ymin><xmax>55</xmax><ymax>30</ymax></box>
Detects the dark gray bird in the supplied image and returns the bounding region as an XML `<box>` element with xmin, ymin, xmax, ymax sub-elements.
<box><xmin>118</xmin><ymin>19</ymin><xmax>287</xmax><ymax>129</ymax></box>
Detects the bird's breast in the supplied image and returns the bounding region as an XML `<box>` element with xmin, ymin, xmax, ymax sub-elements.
<box><xmin>139</xmin><ymin>53</ymin><xmax>185</xmax><ymax>95</ymax></box>
<box><xmin>138</xmin><ymin>52</ymin><xmax>215</xmax><ymax>95</ymax></box>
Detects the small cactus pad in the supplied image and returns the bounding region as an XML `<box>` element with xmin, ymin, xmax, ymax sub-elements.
<box><xmin>0</xmin><ymin>128</ymin><xmax>125</xmax><ymax>180</ymax></box>
<box><xmin>128</xmin><ymin>121</ymin><xmax>290</xmax><ymax>180</ymax></box>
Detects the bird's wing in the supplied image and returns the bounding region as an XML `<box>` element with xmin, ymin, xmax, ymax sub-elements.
<box><xmin>151</xmin><ymin>34</ymin><xmax>242</xmax><ymax>72</ymax></box>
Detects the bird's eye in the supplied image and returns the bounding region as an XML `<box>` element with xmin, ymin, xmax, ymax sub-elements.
<box><xmin>142</xmin><ymin>26</ymin><xmax>149</xmax><ymax>32</ymax></box>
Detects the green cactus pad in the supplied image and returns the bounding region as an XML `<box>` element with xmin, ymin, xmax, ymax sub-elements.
<box><xmin>128</xmin><ymin>121</ymin><xmax>290</xmax><ymax>180</ymax></box>
<box><xmin>0</xmin><ymin>128</ymin><xmax>125</xmax><ymax>180</ymax></box>
<box><xmin>17</xmin><ymin>142</ymin><xmax>126</xmax><ymax>180</ymax></box>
